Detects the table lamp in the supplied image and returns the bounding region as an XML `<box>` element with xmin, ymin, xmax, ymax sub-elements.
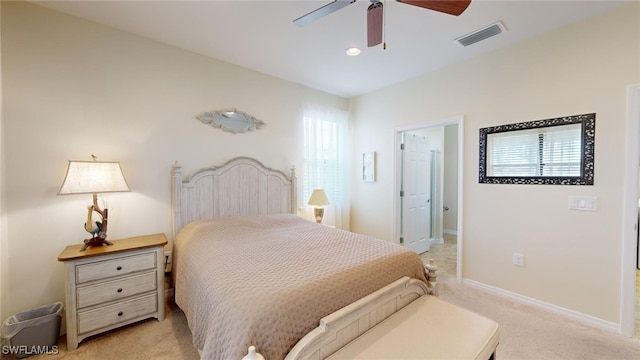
<box><xmin>58</xmin><ymin>155</ymin><xmax>130</xmax><ymax>251</ymax></box>
<box><xmin>307</xmin><ymin>188</ymin><xmax>330</xmax><ymax>224</ymax></box>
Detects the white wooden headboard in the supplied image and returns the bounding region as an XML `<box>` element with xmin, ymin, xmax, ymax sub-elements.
<box><xmin>171</xmin><ymin>157</ymin><xmax>297</xmax><ymax>239</ymax></box>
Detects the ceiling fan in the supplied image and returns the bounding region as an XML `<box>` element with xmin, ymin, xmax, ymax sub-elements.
<box><xmin>294</xmin><ymin>0</ymin><xmax>472</xmax><ymax>47</ymax></box>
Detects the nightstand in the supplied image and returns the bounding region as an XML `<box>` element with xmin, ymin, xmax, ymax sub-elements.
<box><xmin>57</xmin><ymin>233</ymin><xmax>168</xmax><ymax>350</ymax></box>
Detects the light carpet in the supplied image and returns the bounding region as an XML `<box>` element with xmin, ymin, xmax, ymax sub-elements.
<box><xmin>437</xmin><ymin>272</ymin><xmax>639</xmax><ymax>360</ymax></box>
<box><xmin>9</xmin><ymin>269</ymin><xmax>640</xmax><ymax>359</ymax></box>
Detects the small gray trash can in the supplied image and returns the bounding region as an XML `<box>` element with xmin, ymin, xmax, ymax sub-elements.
<box><xmin>1</xmin><ymin>302</ymin><xmax>63</xmax><ymax>358</ymax></box>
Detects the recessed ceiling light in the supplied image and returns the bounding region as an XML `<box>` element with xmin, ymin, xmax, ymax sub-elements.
<box><xmin>346</xmin><ymin>47</ymin><xmax>361</xmax><ymax>56</ymax></box>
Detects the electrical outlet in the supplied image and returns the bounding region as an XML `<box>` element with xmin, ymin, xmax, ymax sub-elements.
<box><xmin>513</xmin><ymin>253</ymin><xmax>524</xmax><ymax>267</ymax></box>
<box><xmin>164</xmin><ymin>252</ymin><xmax>172</xmax><ymax>273</ymax></box>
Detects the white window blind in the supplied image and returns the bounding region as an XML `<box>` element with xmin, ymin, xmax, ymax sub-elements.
<box><xmin>302</xmin><ymin>104</ymin><xmax>349</xmax><ymax>228</ymax></box>
<box><xmin>487</xmin><ymin>123</ymin><xmax>582</xmax><ymax>177</ymax></box>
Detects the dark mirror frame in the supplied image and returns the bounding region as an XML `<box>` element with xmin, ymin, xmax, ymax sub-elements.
<box><xmin>479</xmin><ymin>113</ymin><xmax>595</xmax><ymax>185</ymax></box>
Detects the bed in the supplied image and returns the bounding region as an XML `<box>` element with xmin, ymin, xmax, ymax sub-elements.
<box><xmin>171</xmin><ymin>157</ymin><xmax>436</xmax><ymax>360</ymax></box>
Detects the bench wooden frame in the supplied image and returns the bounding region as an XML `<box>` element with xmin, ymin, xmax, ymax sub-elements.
<box><xmin>284</xmin><ymin>277</ymin><xmax>429</xmax><ymax>360</ymax></box>
<box><xmin>284</xmin><ymin>273</ymin><xmax>498</xmax><ymax>360</ymax></box>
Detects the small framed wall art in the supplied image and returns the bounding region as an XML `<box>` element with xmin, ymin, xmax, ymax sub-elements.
<box><xmin>362</xmin><ymin>152</ymin><xmax>376</xmax><ymax>182</ymax></box>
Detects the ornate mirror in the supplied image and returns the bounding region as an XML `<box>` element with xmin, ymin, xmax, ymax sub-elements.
<box><xmin>196</xmin><ymin>108</ymin><xmax>265</xmax><ymax>133</ymax></box>
<box><xmin>479</xmin><ymin>113</ymin><xmax>595</xmax><ymax>185</ymax></box>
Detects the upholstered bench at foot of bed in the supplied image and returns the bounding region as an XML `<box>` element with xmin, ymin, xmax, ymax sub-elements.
<box><xmin>326</xmin><ymin>294</ymin><xmax>500</xmax><ymax>360</ymax></box>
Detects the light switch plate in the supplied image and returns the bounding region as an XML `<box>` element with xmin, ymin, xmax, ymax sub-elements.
<box><xmin>513</xmin><ymin>253</ymin><xmax>525</xmax><ymax>267</ymax></box>
<box><xmin>568</xmin><ymin>196</ymin><xmax>597</xmax><ymax>211</ymax></box>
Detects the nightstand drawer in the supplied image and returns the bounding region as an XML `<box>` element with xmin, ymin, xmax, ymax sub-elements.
<box><xmin>77</xmin><ymin>293</ymin><xmax>157</xmax><ymax>334</ymax></box>
<box><xmin>76</xmin><ymin>252</ymin><xmax>156</xmax><ymax>284</ymax></box>
<box><xmin>77</xmin><ymin>271</ymin><xmax>157</xmax><ymax>309</ymax></box>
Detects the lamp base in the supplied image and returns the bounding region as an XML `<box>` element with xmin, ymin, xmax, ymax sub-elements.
<box><xmin>81</xmin><ymin>237</ymin><xmax>113</xmax><ymax>251</ymax></box>
<box><xmin>314</xmin><ymin>207</ymin><xmax>325</xmax><ymax>224</ymax></box>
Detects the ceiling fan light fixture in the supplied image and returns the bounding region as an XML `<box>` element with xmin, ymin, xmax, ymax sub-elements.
<box><xmin>346</xmin><ymin>47</ymin><xmax>361</xmax><ymax>56</ymax></box>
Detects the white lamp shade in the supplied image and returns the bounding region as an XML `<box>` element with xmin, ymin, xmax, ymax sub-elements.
<box><xmin>58</xmin><ymin>161</ymin><xmax>130</xmax><ymax>195</ymax></box>
<box><xmin>307</xmin><ymin>189</ymin><xmax>330</xmax><ymax>206</ymax></box>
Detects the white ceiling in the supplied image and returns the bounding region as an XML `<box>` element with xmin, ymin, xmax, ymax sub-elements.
<box><xmin>30</xmin><ymin>0</ymin><xmax>630</xmax><ymax>98</ymax></box>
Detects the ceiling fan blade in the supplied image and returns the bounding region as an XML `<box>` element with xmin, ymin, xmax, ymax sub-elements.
<box><xmin>396</xmin><ymin>0</ymin><xmax>471</xmax><ymax>16</ymax></box>
<box><xmin>367</xmin><ymin>1</ymin><xmax>383</xmax><ymax>47</ymax></box>
<box><xmin>294</xmin><ymin>0</ymin><xmax>357</xmax><ymax>27</ymax></box>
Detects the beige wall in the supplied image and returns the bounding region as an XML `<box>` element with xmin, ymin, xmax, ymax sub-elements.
<box><xmin>0</xmin><ymin>1</ymin><xmax>6</xmax><ymax>326</ymax></box>
<box><xmin>0</xmin><ymin>1</ymin><xmax>348</xmax><ymax>321</ymax></box>
<box><xmin>350</xmin><ymin>3</ymin><xmax>640</xmax><ymax>326</ymax></box>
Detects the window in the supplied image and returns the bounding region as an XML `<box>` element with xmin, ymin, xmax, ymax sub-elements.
<box><xmin>302</xmin><ymin>104</ymin><xmax>349</xmax><ymax>227</ymax></box>
<box><xmin>487</xmin><ymin>123</ymin><xmax>582</xmax><ymax>177</ymax></box>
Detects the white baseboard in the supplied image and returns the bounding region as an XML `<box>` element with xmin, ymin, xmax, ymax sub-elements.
<box><xmin>462</xmin><ymin>278</ymin><xmax>621</xmax><ymax>334</ymax></box>
<box><xmin>443</xmin><ymin>229</ymin><xmax>457</xmax><ymax>236</ymax></box>
<box><xmin>430</xmin><ymin>237</ymin><xmax>444</xmax><ymax>245</ymax></box>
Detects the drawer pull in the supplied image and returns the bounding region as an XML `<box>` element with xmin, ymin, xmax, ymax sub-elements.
<box><xmin>117</xmin><ymin>311</ymin><xmax>123</xmax><ymax>317</ymax></box>
<box><xmin>116</xmin><ymin>266</ymin><xmax>122</xmax><ymax>271</ymax></box>
<box><xmin>117</xmin><ymin>288</ymin><xmax>123</xmax><ymax>293</ymax></box>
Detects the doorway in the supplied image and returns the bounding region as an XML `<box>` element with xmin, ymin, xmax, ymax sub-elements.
<box><xmin>394</xmin><ymin>116</ymin><xmax>464</xmax><ymax>282</ymax></box>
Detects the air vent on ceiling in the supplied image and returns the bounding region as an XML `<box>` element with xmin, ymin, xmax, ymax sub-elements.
<box><xmin>455</xmin><ymin>21</ymin><xmax>506</xmax><ymax>47</ymax></box>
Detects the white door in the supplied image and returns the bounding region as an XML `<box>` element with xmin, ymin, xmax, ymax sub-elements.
<box><xmin>401</xmin><ymin>133</ymin><xmax>431</xmax><ymax>254</ymax></box>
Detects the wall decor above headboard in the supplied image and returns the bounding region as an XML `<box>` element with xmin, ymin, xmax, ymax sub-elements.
<box><xmin>196</xmin><ymin>108</ymin><xmax>265</xmax><ymax>133</ymax></box>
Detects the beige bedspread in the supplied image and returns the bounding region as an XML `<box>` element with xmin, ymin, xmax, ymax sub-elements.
<box><xmin>174</xmin><ymin>214</ymin><xmax>427</xmax><ymax>360</ymax></box>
